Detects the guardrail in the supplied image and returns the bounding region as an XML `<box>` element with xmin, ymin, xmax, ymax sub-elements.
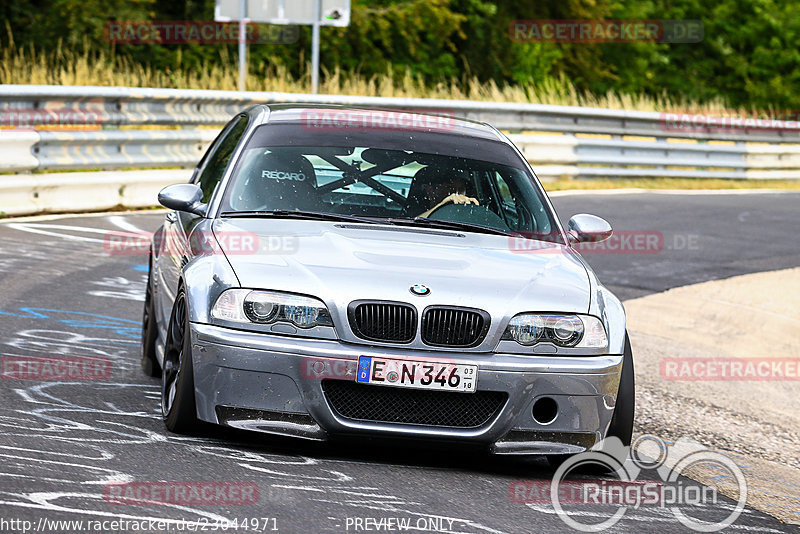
<box><xmin>1</xmin><ymin>85</ymin><xmax>799</xmax><ymax>215</ymax></box>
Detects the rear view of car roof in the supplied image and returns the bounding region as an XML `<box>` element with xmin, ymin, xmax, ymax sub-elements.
<box><xmin>250</xmin><ymin>104</ymin><xmax>506</xmax><ymax>142</ymax></box>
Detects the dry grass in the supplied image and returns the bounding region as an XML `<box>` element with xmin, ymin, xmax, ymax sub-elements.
<box><xmin>0</xmin><ymin>40</ymin><xmax>733</xmax><ymax>112</ymax></box>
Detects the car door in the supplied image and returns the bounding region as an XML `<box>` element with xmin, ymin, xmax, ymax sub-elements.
<box><xmin>155</xmin><ymin>114</ymin><xmax>249</xmax><ymax>324</ymax></box>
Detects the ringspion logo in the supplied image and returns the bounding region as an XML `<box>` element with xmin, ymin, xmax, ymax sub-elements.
<box><xmin>510</xmin><ymin>480</ymin><xmax>667</xmax><ymax>505</ymax></box>
<box><xmin>510</xmin><ymin>435</ymin><xmax>747</xmax><ymax>532</ymax></box>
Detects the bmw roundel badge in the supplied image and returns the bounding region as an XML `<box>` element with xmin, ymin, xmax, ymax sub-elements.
<box><xmin>410</xmin><ymin>284</ymin><xmax>431</xmax><ymax>296</ymax></box>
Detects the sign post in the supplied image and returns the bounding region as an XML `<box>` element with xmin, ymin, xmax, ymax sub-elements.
<box><xmin>216</xmin><ymin>0</ymin><xmax>351</xmax><ymax>94</ymax></box>
<box><xmin>238</xmin><ymin>0</ymin><xmax>247</xmax><ymax>91</ymax></box>
<box><xmin>311</xmin><ymin>0</ymin><xmax>321</xmax><ymax>94</ymax></box>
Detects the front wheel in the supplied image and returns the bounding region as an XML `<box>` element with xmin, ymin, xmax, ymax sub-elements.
<box><xmin>161</xmin><ymin>288</ymin><xmax>200</xmax><ymax>434</ymax></box>
<box><xmin>606</xmin><ymin>332</ymin><xmax>635</xmax><ymax>446</ymax></box>
<box><xmin>141</xmin><ymin>256</ymin><xmax>161</xmax><ymax>377</ymax></box>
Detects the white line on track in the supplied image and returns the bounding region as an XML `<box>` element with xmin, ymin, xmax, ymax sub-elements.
<box><xmin>4</xmin><ymin>223</ymin><xmax>109</xmax><ymax>243</ymax></box>
<box><xmin>5</xmin><ymin>221</ymin><xmax>149</xmax><ymax>244</ymax></box>
<box><xmin>0</xmin><ymin>209</ymin><xmax>166</xmax><ymax>224</ymax></box>
<box><xmin>107</xmin><ymin>215</ymin><xmax>144</xmax><ymax>234</ymax></box>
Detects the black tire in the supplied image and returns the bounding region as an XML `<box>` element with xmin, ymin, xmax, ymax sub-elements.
<box><xmin>161</xmin><ymin>288</ymin><xmax>200</xmax><ymax>434</ymax></box>
<box><xmin>141</xmin><ymin>255</ymin><xmax>161</xmax><ymax>378</ymax></box>
<box><xmin>606</xmin><ymin>332</ymin><xmax>635</xmax><ymax>446</ymax></box>
<box><xmin>546</xmin><ymin>454</ymin><xmax>617</xmax><ymax>474</ymax></box>
<box><xmin>546</xmin><ymin>454</ymin><xmax>570</xmax><ymax>471</ymax></box>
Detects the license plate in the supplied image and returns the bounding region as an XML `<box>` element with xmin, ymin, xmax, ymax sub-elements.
<box><xmin>356</xmin><ymin>356</ymin><xmax>477</xmax><ymax>393</ymax></box>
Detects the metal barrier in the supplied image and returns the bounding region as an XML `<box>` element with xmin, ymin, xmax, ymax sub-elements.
<box><xmin>1</xmin><ymin>85</ymin><xmax>799</xmax><ymax>215</ymax></box>
<box><xmin>34</xmin><ymin>130</ymin><xmax>218</xmax><ymax>171</ymax></box>
<box><xmin>508</xmin><ymin>135</ymin><xmax>800</xmax><ymax>179</ymax></box>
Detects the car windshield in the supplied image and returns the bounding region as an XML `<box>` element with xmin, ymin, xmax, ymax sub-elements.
<box><xmin>220</xmin><ymin>124</ymin><xmax>562</xmax><ymax>242</ymax></box>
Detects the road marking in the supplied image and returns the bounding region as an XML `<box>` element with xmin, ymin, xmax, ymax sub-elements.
<box><xmin>0</xmin><ymin>209</ymin><xmax>166</xmax><ymax>224</ymax></box>
<box><xmin>107</xmin><ymin>215</ymin><xmax>144</xmax><ymax>234</ymax></box>
<box><xmin>5</xmin><ymin>223</ymin><xmax>108</xmax><ymax>243</ymax></box>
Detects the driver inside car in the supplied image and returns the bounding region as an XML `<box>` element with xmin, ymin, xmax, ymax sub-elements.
<box><xmin>407</xmin><ymin>166</ymin><xmax>480</xmax><ymax>218</ymax></box>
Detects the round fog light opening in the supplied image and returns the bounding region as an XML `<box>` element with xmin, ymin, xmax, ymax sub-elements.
<box><xmin>532</xmin><ymin>397</ymin><xmax>559</xmax><ymax>425</ymax></box>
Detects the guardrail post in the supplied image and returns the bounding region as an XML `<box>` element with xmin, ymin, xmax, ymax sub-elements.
<box><xmin>0</xmin><ymin>131</ymin><xmax>40</xmax><ymax>172</ymax></box>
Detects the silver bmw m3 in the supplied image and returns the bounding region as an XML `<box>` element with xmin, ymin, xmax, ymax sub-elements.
<box><xmin>142</xmin><ymin>104</ymin><xmax>634</xmax><ymax>458</ymax></box>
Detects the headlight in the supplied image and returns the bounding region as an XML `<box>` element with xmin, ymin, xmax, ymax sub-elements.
<box><xmin>211</xmin><ymin>289</ymin><xmax>333</xmax><ymax>329</ymax></box>
<box><xmin>502</xmin><ymin>313</ymin><xmax>607</xmax><ymax>349</ymax></box>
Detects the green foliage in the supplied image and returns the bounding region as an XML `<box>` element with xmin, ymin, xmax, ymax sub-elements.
<box><xmin>2</xmin><ymin>0</ymin><xmax>799</xmax><ymax>110</ymax></box>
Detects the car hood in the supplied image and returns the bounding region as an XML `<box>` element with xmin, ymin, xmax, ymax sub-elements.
<box><xmin>212</xmin><ymin>219</ymin><xmax>591</xmax><ymax>316</ymax></box>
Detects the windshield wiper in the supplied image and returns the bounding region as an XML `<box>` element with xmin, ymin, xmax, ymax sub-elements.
<box><xmin>220</xmin><ymin>210</ymin><xmax>381</xmax><ymax>225</ymax></box>
<box><xmin>220</xmin><ymin>211</ymin><xmax>513</xmax><ymax>236</ymax></box>
<box><xmin>386</xmin><ymin>217</ymin><xmax>514</xmax><ymax>237</ymax></box>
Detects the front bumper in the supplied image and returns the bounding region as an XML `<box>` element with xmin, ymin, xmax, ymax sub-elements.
<box><xmin>190</xmin><ymin>323</ymin><xmax>623</xmax><ymax>455</ymax></box>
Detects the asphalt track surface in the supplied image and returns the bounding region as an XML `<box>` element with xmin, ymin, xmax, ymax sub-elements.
<box><xmin>0</xmin><ymin>191</ymin><xmax>798</xmax><ymax>533</ymax></box>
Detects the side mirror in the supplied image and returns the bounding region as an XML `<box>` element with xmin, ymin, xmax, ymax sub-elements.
<box><xmin>158</xmin><ymin>183</ymin><xmax>207</xmax><ymax>216</ymax></box>
<box><xmin>567</xmin><ymin>213</ymin><xmax>613</xmax><ymax>244</ymax></box>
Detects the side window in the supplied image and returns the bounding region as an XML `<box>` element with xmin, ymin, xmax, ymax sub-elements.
<box><xmin>489</xmin><ymin>170</ymin><xmax>526</xmax><ymax>231</ymax></box>
<box><xmin>494</xmin><ymin>172</ymin><xmax>515</xmax><ymax>206</ymax></box>
<box><xmin>196</xmin><ymin>115</ymin><xmax>249</xmax><ymax>203</ymax></box>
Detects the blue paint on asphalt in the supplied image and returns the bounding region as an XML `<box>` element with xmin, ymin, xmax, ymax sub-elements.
<box><xmin>0</xmin><ymin>307</ymin><xmax>139</xmax><ymax>338</ymax></box>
